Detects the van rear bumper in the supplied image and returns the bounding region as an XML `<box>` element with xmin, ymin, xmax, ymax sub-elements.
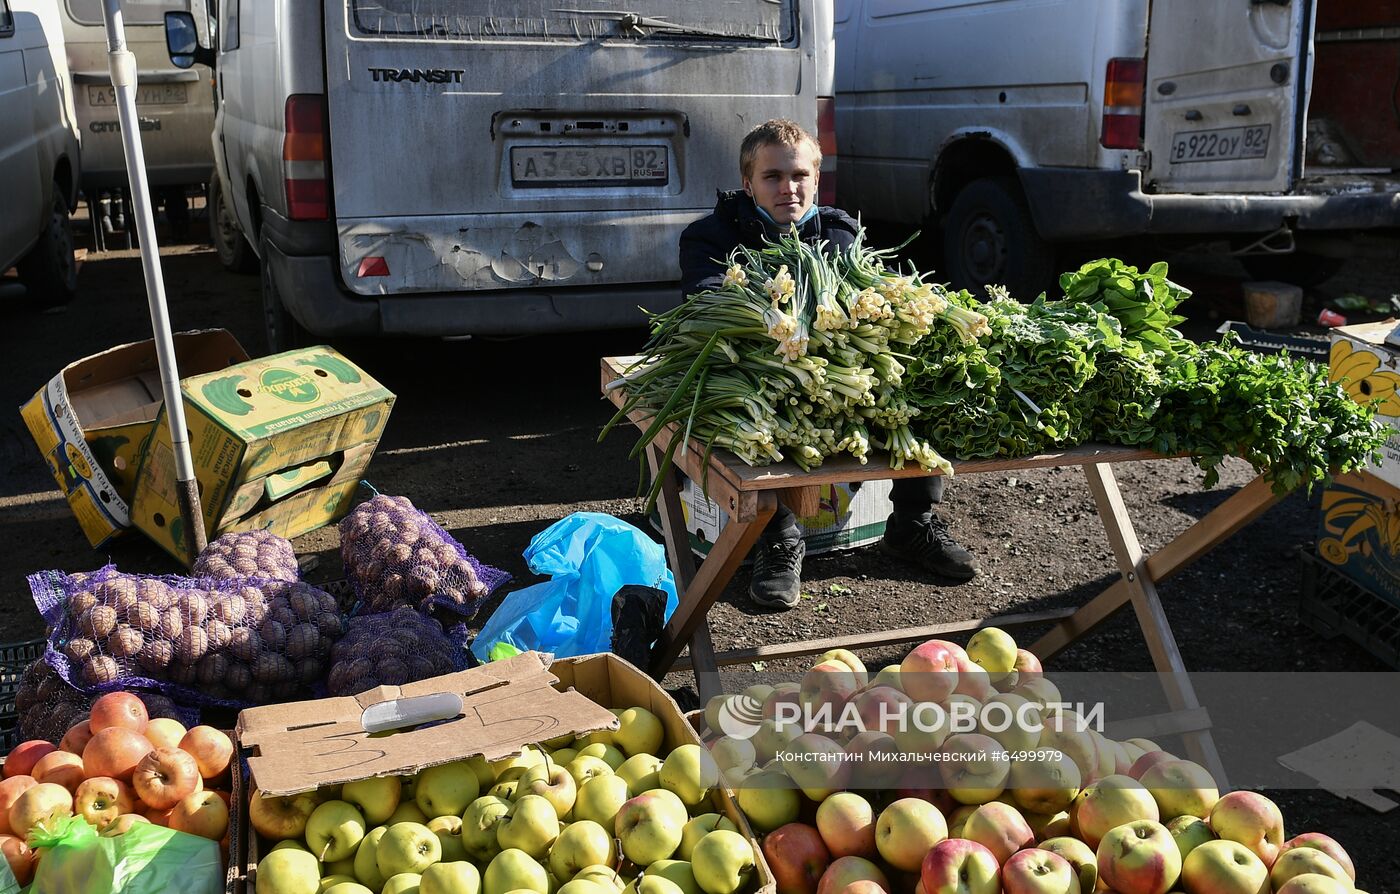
<box><xmin>1019</xmin><ymin>168</ymin><xmax>1400</xmax><ymax>240</ymax></box>
<box><xmin>265</xmin><ymin>240</ymin><xmax>681</xmax><ymax>337</ymax></box>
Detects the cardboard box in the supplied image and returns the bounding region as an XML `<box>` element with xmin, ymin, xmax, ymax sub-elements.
<box><xmin>132</xmin><ymin>346</ymin><xmax>395</xmax><ymax>565</ymax></box>
<box><xmin>657</xmin><ymin>477</ymin><xmax>893</xmax><ymax>558</ymax></box>
<box><xmin>19</xmin><ymin>330</ymin><xmax>250</xmax><ymax>547</ymax></box>
<box><xmin>1316</xmin><ymin>470</ymin><xmax>1400</xmax><ymax>609</ymax></box>
<box><xmin>1329</xmin><ymin>321</ymin><xmax>1400</xmax><ymax>490</ymax></box>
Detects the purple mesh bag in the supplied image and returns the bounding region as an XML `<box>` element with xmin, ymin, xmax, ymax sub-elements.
<box><xmin>338</xmin><ymin>494</ymin><xmax>510</xmax><ymax>622</ymax></box>
<box><xmin>324</xmin><ymin>605</ymin><xmax>470</xmax><ymax>697</ymax></box>
<box><xmin>193</xmin><ymin>529</ymin><xmax>300</xmax><ymax>582</ymax></box>
<box><xmin>29</xmin><ymin>565</ymin><xmax>346</xmax><ymax>708</ymax></box>
<box><xmin>13</xmin><ymin>658</ymin><xmax>199</xmax><ymax>744</ymax></box>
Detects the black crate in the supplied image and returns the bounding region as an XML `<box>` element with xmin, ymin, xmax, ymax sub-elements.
<box><xmin>1299</xmin><ymin>550</ymin><xmax>1400</xmax><ymax>669</ymax></box>
<box><xmin>0</xmin><ymin>639</ymin><xmax>45</xmax><ymax>752</ymax></box>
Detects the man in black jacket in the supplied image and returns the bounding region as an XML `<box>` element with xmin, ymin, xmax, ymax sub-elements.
<box><xmin>678</xmin><ymin>119</ymin><xmax>977</xmax><ymax>610</ymax></box>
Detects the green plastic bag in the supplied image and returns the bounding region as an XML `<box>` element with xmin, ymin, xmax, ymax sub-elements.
<box><xmin>27</xmin><ymin>816</ymin><xmax>222</xmax><ymax>894</ymax></box>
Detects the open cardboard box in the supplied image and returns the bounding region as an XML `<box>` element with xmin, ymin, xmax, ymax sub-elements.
<box><xmin>228</xmin><ymin>652</ymin><xmax>774</xmax><ymax>894</ymax></box>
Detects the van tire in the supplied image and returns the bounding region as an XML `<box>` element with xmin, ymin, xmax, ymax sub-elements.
<box><xmin>208</xmin><ymin>175</ymin><xmax>257</xmax><ymax>274</ymax></box>
<box><xmin>942</xmin><ymin>176</ymin><xmax>1056</xmax><ymax>300</ymax></box>
<box><xmin>260</xmin><ymin>235</ymin><xmax>310</xmax><ymax>354</ymax></box>
<box><xmin>17</xmin><ymin>183</ymin><xmax>79</xmax><ymax>308</ymax></box>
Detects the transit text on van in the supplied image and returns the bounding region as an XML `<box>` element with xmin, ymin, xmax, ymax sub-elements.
<box><xmin>368</xmin><ymin>68</ymin><xmax>465</xmax><ymax>84</ymax></box>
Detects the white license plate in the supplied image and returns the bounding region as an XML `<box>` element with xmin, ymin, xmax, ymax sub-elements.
<box><xmin>87</xmin><ymin>83</ymin><xmax>189</xmax><ymax>106</ymax></box>
<box><xmin>511</xmin><ymin>145</ymin><xmax>668</xmax><ymax>186</ymax></box>
<box><xmin>1170</xmin><ymin>124</ymin><xmax>1271</xmax><ymax>163</ymax></box>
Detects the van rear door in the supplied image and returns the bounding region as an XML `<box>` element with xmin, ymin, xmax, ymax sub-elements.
<box><xmin>1142</xmin><ymin>0</ymin><xmax>1309</xmax><ymax>194</ymax></box>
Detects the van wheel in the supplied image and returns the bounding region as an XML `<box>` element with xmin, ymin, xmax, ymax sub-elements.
<box><xmin>17</xmin><ymin>183</ymin><xmax>79</xmax><ymax>308</ymax></box>
<box><xmin>260</xmin><ymin>236</ymin><xmax>309</xmax><ymax>354</ymax></box>
<box><xmin>942</xmin><ymin>176</ymin><xmax>1056</xmax><ymax>301</ymax></box>
<box><xmin>208</xmin><ymin>175</ymin><xmax>257</xmax><ymax>274</ymax></box>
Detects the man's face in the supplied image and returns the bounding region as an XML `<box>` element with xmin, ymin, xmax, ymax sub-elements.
<box><xmin>744</xmin><ymin>141</ymin><xmax>820</xmax><ymax>225</ymax></box>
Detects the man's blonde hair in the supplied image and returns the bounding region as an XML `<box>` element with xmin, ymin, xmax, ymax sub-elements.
<box><xmin>740</xmin><ymin>118</ymin><xmax>822</xmax><ymax>180</ymax></box>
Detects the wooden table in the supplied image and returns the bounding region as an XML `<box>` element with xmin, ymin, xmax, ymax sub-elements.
<box><xmin>603</xmin><ymin>356</ymin><xmax>1285</xmax><ymax>781</ymax></box>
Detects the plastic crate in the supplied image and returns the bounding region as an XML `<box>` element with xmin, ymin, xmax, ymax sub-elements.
<box><xmin>1299</xmin><ymin>550</ymin><xmax>1400</xmax><ymax>669</ymax></box>
<box><xmin>0</xmin><ymin>639</ymin><xmax>46</xmax><ymax>752</ymax></box>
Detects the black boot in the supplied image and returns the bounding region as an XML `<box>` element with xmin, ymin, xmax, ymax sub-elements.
<box><xmin>880</xmin><ymin>512</ymin><xmax>978</xmax><ymax>580</ymax></box>
<box><xmin>749</xmin><ymin>526</ymin><xmax>806</xmax><ymax>609</ymax></box>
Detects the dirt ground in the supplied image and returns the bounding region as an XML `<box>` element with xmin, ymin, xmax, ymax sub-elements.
<box><xmin>1</xmin><ymin>210</ymin><xmax>1397</xmax><ymax>886</ymax></box>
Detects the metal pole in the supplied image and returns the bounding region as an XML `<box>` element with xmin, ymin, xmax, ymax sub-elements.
<box><xmin>99</xmin><ymin>0</ymin><xmax>207</xmax><ymax>560</ymax></box>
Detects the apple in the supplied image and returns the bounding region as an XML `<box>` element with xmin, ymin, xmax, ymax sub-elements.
<box><xmin>734</xmin><ymin>768</ymin><xmax>800</xmax><ymax>833</ymax></box>
<box><xmin>73</xmin><ymin>776</ymin><xmax>133</xmax><ymax>828</ymax></box>
<box><xmin>614</xmin><ymin>707</ymin><xmax>665</xmax><ymax>758</ymax></box>
<box><xmin>1001</xmin><ymin>848</ymin><xmax>1079</xmax><ymax>894</ymax></box>
<box><xmin>8</xmin><ymin>782</ymin><xmax>72</xmax><ymax>837</ymax></box>
<box><xmin>341</xmin><ymin>776</ymin><xmax>403</xmax><ymax>826</ymax></box>
<box><xmin>1128</xmin><ymin>751</ymin><xmax>1177</xmax><ymax>782</ymax></box>
<box><xmin>920</xmin><ymin>839</ymin><xmax>999</xmax><ymax>894</ymax></box>
<box><xmin>938</xmin><ymin>733</ymin><xmax>1010</xmax><ymax>804</ymax></box>
<box><xmin>815</xmin><ymin>791</ymin><xmax>876</xmax><ymax>859</ymax></box>
<box><xmin>951</xmin><ymin>654</ymin><xmax>992</xmax><ymax>700</ymax></box>
<box><xmin>752</xmin><ymin>719</ymin><xmax>803</xmax><ymax>766</ymax></box>
<box><xmin>143</xmin><ymin>717</ymin><xmax>187</xmax><ymax>750</ymax></box>
<box><xmin>660</xmin><ymin>744</ymin><xmax>719</xmax><ymax>809</ymax></box>
<box><xmin>382</xmin><ymin>874</ymin><xmax>422</xmax><ymax>894</ymax></box>
<box><xmin>1097</xmin><ymin>819</ymin><xmax>1181</xmax><ymax>894</ymax></box>
<box><xmin>800</xmin><ymin>661</ymin><xmax>863</xmax><ymax>728</ymax></box>
<box><xmin>900</xmin><ymin>640</ymin><xmax>962</xmax><ymax>704</ymax></box>
<box><xmin>817</xmin><ymin>856</ymin><xmax>888</xmax><ymax>894</ymax></box>
<box><xmin>1139</xmin><ymin>761</ymin><xmax>1219</xmax><ymax>820</ymax></box>
<box><xmin>256</xmin><ymin>846</ymin><xmax>321</xmax><ymax>894</ymax></box>
<box><xmin>387</xmin><ymin>802</ymin><xmax>430</xmax><ymax>826</ymax></box>
<box><xmin>0</xmin><ymin>834</ymin><xmax>35</xmax><ymax>886</ymax></box>
<box><xmin>616</xmin><ymin>789</ymin><xmax>687</xmax><ymax>864</ymax></box>
<box><xmin>306</xmin><ymin>800</ymin><xmax>368</xmax><ymax>862</ymax></box>
<box><xmin>355</xmin><ymin>826</ymin><xmax>390</xmax><ymax>891</ymax></box>
<box><xmin>1039</xmin><ymin>837</ymin><xmax>1097</xmax><ymax>892</ymax></box>
<box><xmin>377</xmin><ymin>821</ymin><xmax>442</xmax><ymax>877</ymax></box>
<box><xmin>417</xmin><ymin>761</ymin><xmax>481</xmax><ymax>819</ymax></box>
<box><xmin>549</xmin><ymin>819</ymin><xmax>615</xmax><ymax>879</ymax></box>
<box><xmin>1010</xmin><ymin>751</ymin><xmax>1081</xmax><ymax>815</ymax></box>
<box><xmin>101</xmin><ymin>813</ymin><xmax>149</xmax><ymax>836</ymax></box>
<box><xmin>496</xmin><ymin>794</ymin><xmax>560</xmax><ymax>859</ymax></box>
<box><xmin>1275</xmin><ymin>876</ymin><xmax>1351</xmax><ymax>894</ymax></box>
<box><xmin>575</xmin><ymin>865</ymin><xmax>627</xmax><ymax>891</ymax></box>
<box><xmin>567</xmin><ymin>773</ymin><xmax>627</xmax><ymax>830</ymax></box>
<box><xmin>519</xmin><ymin>763</ymin><xmax>577</xmax><ymax>818</ymax></box>
<box><xmin>83</xmin><ymin>727</ymin><xmax>154</xmax><ymax>781</ymax></box>
<box><xmin>568</xmin><ymin>756</ymin><xmax>616</xmax><ymax>789</ymax></box>
<box><xmin>1208</xmin><ymin>791</ymin><xmax>1285</xmax><ymax>868</ymax></box>
<box><xmin>133</xmin><ymin>747</ymin><xmax>202</xmax><ymax>810</ymax></box>
<box><xmin>421</xmin><ymin>861</ymin><xmax>482</xmax><ymax>894</ymax></box>
<box><xmin>61</xmin><ymin>722</ymin><xmax>95</xmax><ymax>757</ymax></box>
<box><xmin>851</xmin><ymin>685</ymin><xmax>915</xmax><ymax>738</ymax></box>
<box><xmin>250</xmin><ymin>789</ymin><xmax>320</xmax><ymax>841</ymax></box>
<box><xmin>1038</xmin><ymin>712</ymin><xmax>1101</xmax><ymax>784</ymax></box>
<box><xmin>5</xmin><ymin>741</ymin><xmax>55</xmax><ymax>779</ymax></box>
<box><xmin>817</xmin><ymin>648</ymin><xmax>869</xmax><ymax>685</ymax></box>
<box><xmin>876</xmin><ymin>798</ymin><xmax>948</xmax><ymax>873</ymax></box>
<box><xmin>89</xmin><ymin>691</ymin><xmax>149</xmax><ymax>733</ymax></box>
<box><xmin>870</xmin><ymin>664</ymin><xmax>904</xmax><ymax>691</ymax></box>
<box><xmin>1269</xmin><ymin>848</ymin><xmax>1353</xmax><ymax>890</ymax></box>
<box><xmin>647</xmin><ymin>859</ymin><xmax>701</xmax><ymax>894</ymax></box>
<box><xmin>577</xmin><ymin>743</ymin><xmax>626</xmax><ymax>771</ymax></box>
<box><xmin>484</xmin><ymin>848</ymin><xmax>549</xmax><ymax>894</ymax></box>
<box><xmin>762</xmin><ymin>823</ymin><xmax>830</xmax><ymax>894</ymax></box>
<box><xmin>977</xmin><ymin>693</ymin><xmax>1041</xmax><ymax>754</ymax></box>
<box><xmin>460</xmin><ymin>795</ymin><xmax>511</xmax><ymax>863</ymax></box>
<box><xmin>169</xmin><ymin>790</ymin><xmax>229</xmax><ymax>840</ymax></box>
<box><xmin>1181</xmin><ymin>839</ymin><xmax>1270</xmax><ymax>894</ymax></box>
<box><xmin>180</xmin><ymin>726</ymin><xmax>234</xmax><ymax>779</ymax></box>
<box><xmin>1278</xmin><ymin>834</ymin><xmax>1355</xmax><ymax>882</ymax></box>
<box><xmin>491</xmin><ymin>748</ymin><xmax>545</xmax><ymax>782</ymax></box>
<box><xmin>319</xmin><ymin>876</ymin><xmax>359</xmax><ymax>893</ymax></box>
<box><xmin>32</xmin><ymin>750</ymin><xmax>85</xmax><ymax>793</ymax></box>
<box><xmin>1087</xmin><ymin>733</ymin><xmax>1120</xmax><ymax>783</ymax></box>
<box><xmin>0</xmin><ymin>777</ymin><xmax>34</xmax><ymax>836</ymax></box>
<box><xmin>966</xmin><ymin>627</ymin><xmax>1017</xmax><ymax>682</ymax></box>
<box><xmin>1070</xmin><ymin>775</ymin><xmax>1159</xmax><ymax>849</ymax></box>
<box><xmin>1165</xmin><ymin>815</ymin><xmax>1215</xmax><ymax>862</ymax></box>
<box><xmin>781</xmin><ymin>734</ymin><xmax>850</xmax><ymax>802</ymax></box>
<box><xmin>325</xmin><ymin>882</ymin><xmax>374</xmax><ymax>894</ymax></box>
<box><xmin>679</xmin><ymin>813</ymin><xmax>736</xmax><ymax>860</ymax></box>
<box><xmin>709</xmin><ymin>737</ymin><xmax>757</xmax><ymax>782</ymax></box>
<box><xmin>616</xmin><ymin>754</ymin><xmax>664</xmax><ymax>794</ymax></box>
<box><xmin>962</xmin><ymin>801</ymin><xmax>1034</xmax><ymax>863</ymax></box>
<box><xmin>427</xmin><ymin>815</ymin><xmax>468</xmax><ymax>862</ymax></box>
<box><xmin>1013</xmin><ymin>649</ymin><xmax>1042</xmax><ymax>682</ymax></box>
<box><xmin>1012</xmin><ymin>677</ymin><xmax>1062</xmax><ymax>710</ymax></box>
<box><xmin>691</xmin><ymin>829</ymin><xmax>754</xmax><ymax>894</ymax></box>
<box><xmin>1025</xmin><ymin>809</ymin><xmax>1070</xmax><ymax>842</ymax></box>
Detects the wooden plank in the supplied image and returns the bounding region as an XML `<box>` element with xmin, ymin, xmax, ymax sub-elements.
<box><xmin>670</xmin><ymin>607</ymin><xmax>1078</xmax><ymax>671</ymax></box>
<box><xmin>1144</xmin><ymin>475</ymin><xmax>1284</xmax><ymax>584</ymax></box>
<box><xmin>1030</xmin><ymin>580</ymin><xmax>1131</xmax><ymax>661</ymax></box>
<box><xmin>779</xmin><ymin>486</ymin><xmax>822</xmax><ymax>518</ymax></box>
<box><xmin>650</xmin><ymin>492</ymin><xmax>778</xmax><ymax>676</ymax></box>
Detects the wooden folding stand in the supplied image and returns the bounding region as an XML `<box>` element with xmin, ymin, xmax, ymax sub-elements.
<box><xmin>603</xmin><ymin>357</ymin><xmax>1286</xmax><ymax>784</ymax></box>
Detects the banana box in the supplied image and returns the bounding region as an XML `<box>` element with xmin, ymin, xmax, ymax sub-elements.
<box><xmin>131</xmin><ymin>346</ymin><xmax>395</xmax><ymax>566</ymax></box>
<box><xmin>19</xmin><ymin>330</ymin><xmax>250</xmax><ymax>547</ymax></box>
<box><xmin>1329</xmin><ymin>322</ymin><xmax>1400</xmax><ymax>490</ymax></box>
<box><xmin>1316</xmin><ymin>471</ymin><xmax>1400</xmax><ymax>609</ymax></box>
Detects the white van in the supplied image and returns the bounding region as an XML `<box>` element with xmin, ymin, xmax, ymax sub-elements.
<box><xmin>167</xmin><ymin>0</ymin><xmax>835</xmax><ymax>351</ymax></box>
<box><xmin>834</xmin><ymin>0</ymin><xmax>1400</xmax><ymax>298</ymax></box>
<box><xmin>0</xmin><ymin>0</ymin><xmax>82</xmax><ymax>306</ymax></box>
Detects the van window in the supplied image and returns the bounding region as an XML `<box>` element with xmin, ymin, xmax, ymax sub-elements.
<box><xmin>65</xmin><ymin>0</ymin><xmax>189</xmax><ymax>27</ymax></box>
<box><xmin>219</xmin><ymin>0</ymin><xmax>239</xmax><ymax>50</ymax></box>
<box><xmin>350</xmin><ymin>0</ymin><xmax>793</xmax><ymax>43</ymax></box>
<box><xmin>0</xmin><ymin>0</ymin><xmax>13</xmax><ymax>38</ymax></box>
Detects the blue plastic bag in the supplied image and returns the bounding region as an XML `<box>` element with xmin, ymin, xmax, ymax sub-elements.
<box><xmin>471</xmin><ymin>512</ymin><xmax>677</xmax><ymax>661</ymax></box>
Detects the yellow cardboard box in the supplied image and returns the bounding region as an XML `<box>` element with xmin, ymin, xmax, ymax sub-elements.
<box><xmin>1329</xmin><ymin>321</ymin><xmax>1400</xmax><ymax>490</ymax></box>
<box><xmin>1316</xmin><ymin>470</ymin><xmax>1400</xmax><ymax>609</ymax></box>
<box><xmin>19</xmin><ymin>330</ymin><xmax>250</xmax><ymax>547</ymax></box>
<box><xmin>131</xmin><ymin>346</ymin><xmax>395</xmax><ymax>565</ymax></box>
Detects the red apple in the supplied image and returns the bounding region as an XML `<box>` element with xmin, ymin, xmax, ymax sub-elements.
<box><xmin>60</xmin><ymin>721</ymin><xmax>95</xmax><ymax>756</ymax></box>
<box><xmin>0</xmin><ymin>777</ymin><xmax>35</xmax><ymax>836</ymax></box>
<box><xmin>32</xmin><ymin>751</ymin><xmax>87</xmax><ymax>793</ymax></box>
<box><xmin>1097</xmin><ymin>819</ymin><xmax>1182</xmax><ymax>894</ymax></box>
<box><xmin>817</xmin><ymin>856</ymin><xmax>889</xmax><ymax>894</ymax></box>
<box><xmin>952</xmin><ymin>654</ymin><xmax>992</xmax><ymax>701</ymax></box>
<box><xmin>900</xmin><ymin>640</ymin><xmax>962</xmax><ymax>704</ymax></box>
<box><xmin>961</xmin><ymin>801</ymin><xmax>1034</xmax><ymax>863</ymax></box>
<box><xmin>143</xmin><ymin>718</ymin><xmax>188</xmax><ymax>751</ymax></box>
<box><xmin>800</xmin><ymin>661</ymin><xmax>863</xmax><ymax>731</ymax></box>
<box><xmin>1013</xmin><ymin>649</ymin><xmax>1042</xmax><ymax>683</ymax></box>
<box><xmin>1277</xmin><ymin>834</ymin><xmax>1354</xmax><ymax>882</ymax></box>
<box><xmin>815</xmin><ymin>791</ymin><xmax>877</xmax><ymax>859</ymax></box>
<box><xmin>167</xmin><ymin>790</ymin><xmax>229</xmax><ymax>840</ymax></box>
<box><xmin>1127</xmin><ymin>751</ymin><xmax>1177</xmax><ymax>781</ymax></box>
<box><xmin>921</xmin><ymin>838</ymin><xmax>1000</xmax><ymax>894</ymax></box>
<box><xmin>7</xmin><ymin>782</ymin><xmax>72</xmax><ymax>837</ymax></box>
<box><xmin>764</xmin><ymin>822</ymin><xmax>831</xmax><ymax>894</ymax></box>
<box><xmin>1002</xmin><ymin>848</ymin><xmax>1078</xmax><ymax>894</ymax></box>
<box><xmin>1208</xmin><ymin>791</ymin><xmax>1285</xmax><ymax>868</ymax></box>
<box><xmin>1274</xmin><ymin>876</ymin><xmax>1351</xmax><ymax>894</ymax></box>
<box><xmin>1071</xmin><ymin>774</ymin><xmax>1159</xmax><ymax>849</ymax></box>
<box><xmin>132</xmin><ymin>747</ymin><xmax>202</xmax><ymax>810</ymax></box>
<box><xmin>3</xmin><ymin>742</ymin><xmax>56</xmax><ymax>779</ymax></box>
<box><xmin>0</xmin><ymin>834</ymin><xmax>36</xmax><ymax>885</ymax></box>
<box><xmin>101</xmin><ymin>813</ymin><xmax>149</xmax><ymax>836</ymax></box>
<box><xmin>853</xmin><ymin>685</ymin><xmax>914</xmax><ymax>736</ymax></box>
<box><xmin>83</xmin><ymin>727</ymin><xmax>154</xmax><ymax>781</ymax></box>
<box><xmin>179</xmin><ymin>726</ymin><xmax>234</xmax><ymax>780</ymax></box>
<box><xmin>88</xmin><ymin>692</ymin><xmax>149</xmax><ymax>734</ymax></box>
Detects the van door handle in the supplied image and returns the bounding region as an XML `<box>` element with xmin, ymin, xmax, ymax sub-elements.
<box><xmin>1233</xmin><ymin>104</ymin><xmax>1252</xmax><ymax>116</ymax></box>
<box><xmin>1185</xmin><ymin>110</ymin><xmax>1204</xmax><ymax>121</ymax></box>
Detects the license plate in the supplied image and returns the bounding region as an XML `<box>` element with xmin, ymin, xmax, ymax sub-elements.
<box><xmin>1170</xmin><ymin>124</ymin><xmax>1271</xmax><ymax>163</ymax></box>
<box><xmin>511</xmin><ymin>145</ymin><xmax>668</xmax><ymax>186</ymax></box>
<box><xmin>87</xmin><ymin>83</ymin><xmax>189</xmax><ymax>106</ymax></box>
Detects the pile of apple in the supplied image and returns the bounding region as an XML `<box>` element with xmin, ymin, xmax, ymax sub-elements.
<box><xmin>0</xmin><ymin>691</ymin><xmax>235</xmax><ymax>885</ymax></box>
<box><xmin>701</xmin><ymin>628</ymin><xmax>1368</xmax><ymax>894</ymax></box>
<box><xmin>250</xmin><ymin>704</ymin><xmax>757</xmax><ymax>894</ymax></box>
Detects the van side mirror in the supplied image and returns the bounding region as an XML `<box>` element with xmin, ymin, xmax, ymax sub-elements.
<box><xmin>166</xmin><ymin>11</ymin><xmax>215</xmax><ymax>69</ymax></box>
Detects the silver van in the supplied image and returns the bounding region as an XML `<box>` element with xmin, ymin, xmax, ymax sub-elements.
<box><xmin>168</xmin><ymin>0</ymin><xmax>834</xmax><ymax>350</ymax></box>
<box><xmin>0</xmin><ymin>0</ymin><xmax>82</xmax><ymax>306</ymax></box>
<box><xmin>835</xmin><ymin>0</ymin><xmax>1400</xmax><ymax>298</ymax></box>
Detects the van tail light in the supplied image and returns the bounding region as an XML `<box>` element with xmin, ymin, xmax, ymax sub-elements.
<box><xmin>817</xmin><ymin>96</ymin><xmax>837</xmax><ymax>206</ymax></box>
<box><xmin>1101</xmin><ymin>58</ymin><xmax>1145</xmax><ymax>150</ymax></box>
<box><xmin>283</xmin><ymin>94</ymin><xmax>329</xmax><ymax>221</ymax></box>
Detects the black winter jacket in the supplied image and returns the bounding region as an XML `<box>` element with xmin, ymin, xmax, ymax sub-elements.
<box><xmin>678</xmin><ymin>190</ymin><xmax>860</xmax><ymax>296</ymax></box>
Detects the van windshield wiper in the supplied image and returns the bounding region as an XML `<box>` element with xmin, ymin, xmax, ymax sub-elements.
<box><xmin>552</xmin><ymin>9</ymin><xmax>764</xmax><ymax>40</ymax></box>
